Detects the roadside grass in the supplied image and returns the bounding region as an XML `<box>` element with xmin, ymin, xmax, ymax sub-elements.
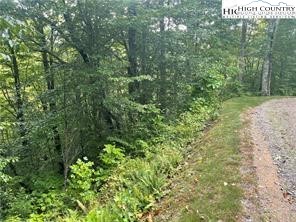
<box><xmin>155</xmin><ymin>96</ymin><xmax>279</xmax><ymax>222</ymax></box>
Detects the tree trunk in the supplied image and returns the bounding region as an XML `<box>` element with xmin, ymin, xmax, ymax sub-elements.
<box><xmin>261</xmin><ymin>19</ymin><xmax>279</xmax><ymax>96</ymax></box>
<box><xmin>127</xmin><ymin>1</ymin><xmax>138</xmax><ymax>96</ymax></box>
<box><xmin>238</xmin><ymin>20</ymin><xmax>247</xmax><ymax>82</ymax></box>
<box><xmin>139</xmin><ymin>28</ymin><xmax>152</xmax><ymax>104</ymax></box>
<box><xmin>37</xmin><ymin>24</ymin><xmax>62</xmax><ymax>170</ymax></box>
<box><xmin>9</xmin><ymin>44</ymin><xmax>27</xmax><ymax>147</ymax></box>
<box><xmin>158</xmin><ymin>0</ymin><xmax>166</xmax><ymax>110</ymax></box>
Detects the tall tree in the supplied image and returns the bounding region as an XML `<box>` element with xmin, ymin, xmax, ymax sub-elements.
<box><xmin>127</xmin><ymin>1</ymin><xmax>138</xmax><ymax>97</ymax></box>
<box><xmin>158</xmin><ymin>0</ymin><xmax>166</xmax><ymax>110</ymax></box>
<box><xmin>261</xmin><ymin>19</ymin><xmax>279</xmax><ymax>96</ymax></box>
<box><xmin>238</xmin><ymin>20</ymin><xmax>247</xmax><ymax>83</ymax></box>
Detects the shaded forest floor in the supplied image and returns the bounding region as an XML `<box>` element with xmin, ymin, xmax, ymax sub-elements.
<box><xmin>148</xmin><ymin>97</ymin><xmax>295</xmax><ymax>222</ymax></box>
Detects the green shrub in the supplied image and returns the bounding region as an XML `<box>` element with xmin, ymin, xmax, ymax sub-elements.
<box><xmin>152</xmin><ymin>147</ymin><xmax>182</xmax><ymax>175</ymax></box>
<box><xmin>100</xmin><ymin>144</ymin><xmax>125</xmax><ymax>167</ymax></box>
<box><xmin>58</xmin><ymin>209</ymin><xmax>81</xmax><ymax>222</ymax></box>
<box><xmin>34</xmin><ymin>191</ymin><xmax>67</xmax><ymax>215</ymax></box>
<box><xmin>4</xmin><ymin>215</ymin><xmax>22</xmax><ymax>222</ymax></box>
<box><xmin>85</xmin><ymin>207</ymin><xmax>119</xmax><ymax>222</ymax></box>
<box><xmin>69</xmin><ymin>158</ymin><xmax>96</xmax><ymax>204</ymax></box>
<box><xmin>5</xmin><ymin>188</ymin><xmax>34</xmax><ymax>219</ymax></box>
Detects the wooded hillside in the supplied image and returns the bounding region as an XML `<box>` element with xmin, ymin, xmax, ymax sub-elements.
<box><xmin>0</xmin><ymin>0</ymin><xmax>295</xmax><ymax>221</ymax></box>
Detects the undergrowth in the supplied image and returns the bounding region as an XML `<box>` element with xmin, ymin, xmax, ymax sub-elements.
<box><xmin>4</xmin><ymin>97</ymin><xmax>219</xmax><ymax>222</ymax></box>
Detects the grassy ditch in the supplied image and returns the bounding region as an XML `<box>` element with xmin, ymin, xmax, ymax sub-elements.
<box><xmin>155</xmin><ymin>96</ymin><xmax>277</xmax><ymax>222</ymax></box>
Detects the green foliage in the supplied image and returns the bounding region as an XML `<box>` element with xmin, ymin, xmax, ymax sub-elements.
<box><xmin>5</xmin><ymin>188</ymin><xmax>34</xmax><ymax>219</ymax></box>
<box><xmin>151</xmin><ymin>147</ymin><xmax>182</xmax><ymax>176</ymax></box>
<box><xmin>2</xmin><ymin>0</ymin><xmax>294</xmax><ymax>220</ymax></box>
<box><xmin>85</xmin><ymin>208</ymin><xmax>118</xmax><ymax>222</ymax></box>
<box><xmin>192</xmin><ymin>63</ymin><xmax>226</xmax><ymax>100</ymax></box>
<box><xmin>69</xmin><ymin>158</ymin><xmax>95</xmax><ymax>203</ymax></box>
<box><xmin>100</xmin><ymin>144</ymin><xmax>125</xmax><ymax>167</ymax></box>
<box><xmin>77</xmin><ymin>97</ymin><xmax>217</xmax><ymax>221</ymax></box>
<box><xmin>32</xmin><ymin>191</ymin><xmax>67</xmax><ymax>218</ymax></box>
<box><xmin>0</xmin><ymin>157</ymin><xmax>13</xmax><ymax>184</ymax></box>
<box><xmin>30</xmin><ymin>172</ymin><xmax>63</xmax><ymax>192</ymax></box>
<box><xmin>1</xmin><ymin>87</ymin><xmax>219</xmax><ymax>221</ymax></box>
<box><xmin>4</xmin><ymin>215</ymin><xmax>22</xmax><ymax>222</ymax></box>
<box><xmin>172</xmin><ymin>97</ymin><xmax>219</xmax><ymax>144</ymax></box>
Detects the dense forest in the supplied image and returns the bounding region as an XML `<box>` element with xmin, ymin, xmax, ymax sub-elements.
<box><xmin>0</xmin><ymin>0</ymin><xmax>296</xmax><ymax>221</ymax></box>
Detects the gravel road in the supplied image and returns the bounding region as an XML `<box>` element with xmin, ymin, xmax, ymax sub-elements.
<box><xmin>254</xmin><ymin>99</ymin><xmax>296</xmax><ymax>200</ymax></box>
<box><xmin>243</xmin><ymin>98</ymin><xmax>296</xmax><ymax>221</ymax></box>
